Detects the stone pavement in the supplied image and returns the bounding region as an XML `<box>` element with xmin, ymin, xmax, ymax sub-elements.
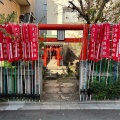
<box><xmin>0</xmin><ymin>101</ymin><xmax>120</xmax><ymax>110</ymax></box>
<box><xmin>42</xmin><ymin>79</ymin><xmax>79</xmax><ymax>102</ymax></box>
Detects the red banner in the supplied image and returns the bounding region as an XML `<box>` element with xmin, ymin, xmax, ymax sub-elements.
<box><xmin>111</xmin><ymin>24</ymin><xmax>119</xmax><ymax>61</ymax></box>
<box><xmin>5</xmin><ymin>24</ymin><xmax>16</xmax><ymax>62</ymax></box>
<box><xmin>22</xmin><ymin>24</ymin><xmax>31</xmax><ymax>61</ymax></box>
<box><xmin>29</xmin><ymin>24</ymin><xmax>38</xmax><ymax>61</ymax></box>
<box><xmin>12</xmin><ymin>24</ymin><xmax>22</xmax><ymax>60</ymax></box>
<box><xmin>0</xmin><ymin>25</ymin><xmax>4</xmax><ymax>61</ymax></box>
<box><xmin>88</xmin><ymin>24</ymin><xmax>98</xmax><ymax>61</ymax></box>
<box><xmin>2</xmin><ymin>26</ymin><xmax>8</xmax><ymax>61</ymax></box>
<box><xmin>100</xmin><ymin>23</ymin><xmax>110</xmax><ymax>59</ymax></box>
<box><xmin>0</xmin><ymin>25</ymin><xmax>8</xmax><ymax>61</ymax></box>
<box><xmin>95</xmin><ymin>25</ymin><xmax>103</xmax><ymax>62</ymax></box>
<box><xmin>118</xmin><ymin>24</ymin><xmax>120</xmax><ymax>59</ymax></box>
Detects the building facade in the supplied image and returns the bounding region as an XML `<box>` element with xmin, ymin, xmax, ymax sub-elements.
<box><xmin>35</xmin><ymin>0</ymin><xmax>47</xmax><ymax>35</ymax></box>
<box><xmin>47</xmin><ymin>0</ymin><xmax>82</xmax><ymax>37</ymax></box>
<box><xmin>0</xmin><ymin>0</ymin><xmax>35</xmax><ymax>23</ymax></box>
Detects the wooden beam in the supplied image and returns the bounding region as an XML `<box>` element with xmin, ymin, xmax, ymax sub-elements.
<box><xmin>38</xmin><ymin>24</ymin><xmax>89</xmax><ymax>30</ymax></box>
<box><xmin>39</xmin><ymin>37</ymin><xmax>82</xmax><ymax>43</ymax></box>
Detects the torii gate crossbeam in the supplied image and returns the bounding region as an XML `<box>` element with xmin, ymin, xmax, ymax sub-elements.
<box><xmin>38</xmin><ymin>24</ymin><xmax>89</xmax><ymax>64</ymax></box>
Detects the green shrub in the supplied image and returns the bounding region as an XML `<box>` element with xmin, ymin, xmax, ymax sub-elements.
<box><xmin>90</xmin><ymin>79</ymin><xmax>120</xmax><ymax>100</ymax></box>
<box><xmin>90</xmin><ymin>81</ymin><xmax>107</xmax><ymax>100</ymax></box>
<box><xmin>107</xmin><ymin>80</ymin><xmax>120</xmax><ymax>100</ymax></box>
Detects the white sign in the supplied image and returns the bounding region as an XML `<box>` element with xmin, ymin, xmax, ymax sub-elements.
<box><xmin>57</xmin><ymin>30</ymin><xmax>65</xmax><ymax>41</ymax></box>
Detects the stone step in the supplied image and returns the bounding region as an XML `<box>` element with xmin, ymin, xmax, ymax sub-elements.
<box><xmin>46</xmin><ymin>72</ymin><xmax>58</xmax><ymax>76</ymax></box>
<box><xmin>46</xmin><ymin>66</ymin><xmax>68</xmax><ymax>75</ymax></box>
<box><xmin>45</xmin><ymin>76</ymin><xmax>58</xmax><ymax>80</ymax></box>
<box><xmin>47</xmin><ymin>66</ymin><xmax>67</xmax><ymax>70</ymax></box>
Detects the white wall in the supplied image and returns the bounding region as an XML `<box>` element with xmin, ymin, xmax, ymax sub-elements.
<box><xmin>47</xmin><ymin>0</ymin><xmax>83</xmax><ymax>37</ymax></box>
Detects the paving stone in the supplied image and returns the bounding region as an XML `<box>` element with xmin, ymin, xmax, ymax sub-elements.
<box><xmin>97</xmin><ymin>104</ymin><xmax>120</xmax><ymax>109</ymax></box>
<box><xmin>41</xmin><ymin>104</ymin><xmax>60</xmax><ymax>109</ymax></box>
<box><xmin>60</xmin><ymin>103</ymin><xmax>80</xmax><ymax>109</ymax></box>
<box><xmin>21</xmin><ymin>105</ymin><xmax>42</xmax><ymax>110</ymax></box>
<box><xmin>79</xmin><ymin>104</ymin><xmax>100</xmax><ymax>109</ymax></box>
<box><xmin>5</xmin><ymin>105</ymin><xmax>24</xmax><ymax>110</ymax></box>
<box><xmin>44</xmin><ymin>88</ymin><xmax>60</xmax><ymax>94</ymax></box>
<box><xmin>42</xmin><ymin>78</ymin><xmax>79</xmax><ymax>102</ymax></box>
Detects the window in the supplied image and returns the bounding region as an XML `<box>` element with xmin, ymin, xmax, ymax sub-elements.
<box><xmin>63</xmin><ymin>7</ymin><xmax>79</xmax><ymax>23</ymax></box>
<box><xmin>43</xmin><ymin>4</ymin><xmax>47</xmax><ymax>11</ymax></box>
<box><xmin>0</xmin><ymin>0</ymin><xmax>4</xmax><ymax>4</ymax></box>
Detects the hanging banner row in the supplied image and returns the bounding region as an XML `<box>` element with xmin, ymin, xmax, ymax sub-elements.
<box><xmin>0</xmin><ymin>23</ymin><xmax>38</xmax><ymax>62</ymax></box>
<box><xmin>88</xmin><ymin>23</ymin><xmax>120</xmax><ymax>62</ymax></box>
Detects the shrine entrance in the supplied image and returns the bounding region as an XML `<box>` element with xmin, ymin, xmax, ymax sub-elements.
<box><xmin>38</xmin><ymin>24</ymin><xmax>89</xmax><ymax>101</ymax></box>
<box><xmin>41</xmin><ymin>45</ymin><xmax>63</xmax><ymax>66</ymax></box>
<box><xmin>39</xmin><ymin>24</ymin><xmax>89</xmax><ymax>66</ymax></box>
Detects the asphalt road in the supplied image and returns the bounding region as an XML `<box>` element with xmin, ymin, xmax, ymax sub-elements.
<box><xmin>0</xmin><ymin>110</ymin><xmax>120</xmax><ymax>120</ymax></box>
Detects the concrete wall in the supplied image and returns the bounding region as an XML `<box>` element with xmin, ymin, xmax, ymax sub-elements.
<box><xmin>0</xmin><ymin>0</ymin><xmax>21</xmax><ymax>23</ymax></box>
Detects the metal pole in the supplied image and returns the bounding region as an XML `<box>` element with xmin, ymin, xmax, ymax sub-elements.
<box><xmin>20</xmin><ymin>60</ymin><xmax>23</xmax><ymax>94</ymax></box>
<box><xmin>88</xmin><ymin>61</ymin><xmax>92</xmax><ymax>88</ymax></box>
<box><xmin>24</xmin><ymin>61</ymin><xmax>26</xmax><ymax>94</ymax></box>
<box><xmin>38</xmin><ymin>44</ymin><xmax>40</xmax><ymax>95</ymax></box>
<box><xmin>0</xmin><ymin>62</ymin><xmax>2</xmax><ymax>93</ymax></box>
<box><xmin>14</xmin><ymin>62</ymin><xmax>17</xmax><ymax>94</ymax></box>
<box><xmin>91</xmin><ymin>62</ymin><xmax>94</xmax><ymax>83</ymax></box>
<box><xmin>6</xmin><ymin>67</ymin><xmax>8</xmax><ymax>94</ymax></box>
<box><xmin>28</xmin><ymin>61</ymin><xmax>30</xmax><ymax>94</ymax></box>
<box><xmin>50</xmin><ymin>46</ymin><xmax>51</xmax><ymax>60</ymax></box>
<box><xmin>35</xmin><ymin>60</ymin><xmax>36</xmax><ymax>94</ymax></box>
<box><xmin>106</xmin><ymin>59</ymin><xmax>110</xmax><ymax>85</ymax></box>
<box><xmin>117</xmin><ymin>62</ymin><xmax>119</xmax><ymax>81</ymax></box>
<box><xmin>99</xmin><ymin>60</ymin><xmax>102</xmax><ymax>82</ymax></box>
<box><xmin>17</xmin><ymin>61</ymin><xmax>20</xmax><ymax>94</ymax></box>
<box><xmin>32</xmin><ymin>62</ymin><xmax>34</xmax><ymax>95</ymax></box>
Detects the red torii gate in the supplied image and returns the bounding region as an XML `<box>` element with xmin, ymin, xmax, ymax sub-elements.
<box><xmin>38</xmin><ymin>24</ymin><xmax>89</xmax><ymax>66</ymax></box>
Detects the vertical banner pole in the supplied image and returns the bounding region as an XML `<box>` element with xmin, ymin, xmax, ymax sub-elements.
<box><xmin>17</xmin><ymin>61</ymin><xmax>19</xmax><ymax>94</ymax></box>
<box><xmin>103</xmin><ymin>59</ymin><xmax>107</xmax><ymax>82</ymax></box>
<box><xmin>117</xmin><ymin>62</ymin><xmax>119</xmax><ymax>81</ymax></box>
<box><xmin>88</xmin><ymin>61</ymin><xmax>92</xmax><ymax>88</ymax></box>
<box><xmin>91</xmin><ymin>62</ymin><xmax>94</xmax><ymax>83</ymax></box>
<box><xmin>99</xmin><ymin>60</ymin><xmax>102</xmax><ymax>82</ymax></box>
<box><xmin>28</xmin><ymin>61</ymin><xmax>30</xmax><ymax>94</ymax></box>
<box><xmin>50</xmin><ymin>47</ymin><xmax>51</xmax><ymax>60</ymax></box>
<box><xmin>110</xmin><ymin>59</ymin><xmax>112</xmax><ymax>82</ymax></box>
<box><xmin>0</xmin><ymin>62</ymin><xmax>2</xmax><ymax>93</ymax></box>
<box><xmin>10</xmin><ymin>65</ymin><xmax>13</xmax><ymax>94</ymax></box>
<box><xmin>14</xmin><ymin>62</ymin><xmax>17</xmax><ymax>94</ymax></box>
<box><xmin>106</xmin><ymin>59</ymin><xmax>110</xmax><ymax>85</ymax></box>
<box><xmin>3</xmin><ymin>64</ymin><xmax>5</xmax><ymax>94</ymax></box>
<box><xmin>24</xmin><ymin>61</ymin><xmax>26</xmax><ymax>94</ymax></box>
<box><xmin>38</xmin><ymin>44</ymin><xmax>40</xmax><ymax>95</ymax></box>
<box><xmin>114</xmin><ymin>62</ymin><xmax>117</xmax><ymax>81</ymax></box>
<box><xmin>6</xmin><ymin>67</ymin><xmax>8</xmax><ymax>94</ymax></box>
<box><xmin>117</xmin><ymin>41</ymin><xmax>119</xmax><ymax>81</ymax></box>
<box><xmin>21</xmin><ymin>60</ymin><xmax>23</xmax><ymax>94</ymax></box>
<box><xmin>35</xmin><ymin>60</ymin><xmax>36</xmax><ymax>94</ymax></box>
<box><xmin>31</xmin><ymin>62</ymin><xmax>34</xmax><ymax>95</ymax></box>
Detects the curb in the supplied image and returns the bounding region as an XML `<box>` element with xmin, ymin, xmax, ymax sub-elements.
<box><xmin>0</xmin><ymin>100</ymin><xmax>120</xmax><ymax>105</ymax></box>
